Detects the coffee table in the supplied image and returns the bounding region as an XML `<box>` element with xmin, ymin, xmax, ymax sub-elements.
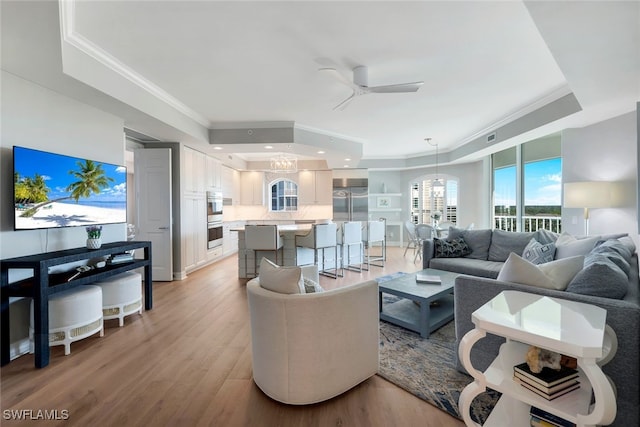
<box><xmin>378</xmin><ymin>268</ymin><xmax>459</xmax><ymax>338</ymax></box>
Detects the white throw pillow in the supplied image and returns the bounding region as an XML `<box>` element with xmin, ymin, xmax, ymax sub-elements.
<box><xmin>303</xmin><ymin>277</ymin><xmax>324</xmax><ymax>293</ymax></box>
<box><xmin>554</xmin><ymin>232</ymin><xmax>599</xmax><ymax>259</ymax></box>
<box><xmin>258</xmin><ymin>258</ymin><xmax>304</xmax><ymax>294</ymax></box>
<box><xmin>497</xmin><ymin>253</ymin><xmax>585</xmax><ymax>291</ymax></box>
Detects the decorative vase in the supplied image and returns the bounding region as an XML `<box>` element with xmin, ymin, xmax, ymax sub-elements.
<box><xmin>86</xmin><ymin>238</ymin><xmax>102</xmax><ymax>250</ymax></box>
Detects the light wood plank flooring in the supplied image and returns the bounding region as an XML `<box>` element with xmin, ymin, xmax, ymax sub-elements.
<box><xmin>1</xmin><ymin>246</ymin><xmax>464</xmax><ymax>426</ymax></box>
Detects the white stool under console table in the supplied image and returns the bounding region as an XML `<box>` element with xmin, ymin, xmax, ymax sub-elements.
<box><xmin>458</xmin><ymin>290</ymin><xmax>618</xmax><ymax>427</ymax></box>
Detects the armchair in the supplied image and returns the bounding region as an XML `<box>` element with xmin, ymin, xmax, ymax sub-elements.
<box><xmin>246</xmin><ymin>269</ymin><xmax>379</xmax><ymax>405</ymax></box>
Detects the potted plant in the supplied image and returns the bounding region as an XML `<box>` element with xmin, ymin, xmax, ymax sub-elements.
<box><xmin>86</xmin><ymin>225</ymin><xmax>102</xmax><ymax>249</ymax></box>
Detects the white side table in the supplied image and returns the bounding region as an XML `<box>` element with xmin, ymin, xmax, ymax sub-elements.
<box><xmin>458</xmin><ymin>290</ymin><xmax>618</xmax><ymax>427</ymax></box>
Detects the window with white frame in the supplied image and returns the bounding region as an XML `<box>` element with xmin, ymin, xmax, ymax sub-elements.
<box><xmin>492</xmin><ymin>135</ymin><xmax>562</xmax><ymax>232</ymax></box>
<box><xmin>269</xmin><ymin>179</ymin><xmax>298</xmax><ymax>211</ymax></box>
<box><xmin>410</xmin><ymin>177</ymin><xmax>458</xmax><ymax>225</ymax></box>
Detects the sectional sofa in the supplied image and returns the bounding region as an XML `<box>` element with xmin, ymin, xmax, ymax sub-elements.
<box><xmin>422</xmin><ymin>228</ymin><xmax>640</xmax><ymax>427</ymax></box>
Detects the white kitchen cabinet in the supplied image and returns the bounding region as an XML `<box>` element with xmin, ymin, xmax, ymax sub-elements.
<box><xmin>240</xmin><ymin>171</ymin><xmax>264</xmax><ymax>205</ymax></box>
<box><xmin>221</xmin><ymin>165</ymin><xmax>240</xmax><ymax>203</ymax></box>
<box><xmin>298</xmin><ymin>170</ymin><xmax>332</xmax><ymax>205</ymax></box>
<box><xmin>183</xmin><ymin>195</ymin><xmax>208</xmax><ymax>272</ymax></box>
<box><xmin>222</xmin><ymin>220</ymin><xmax>243</xmax><ymax>256</ymax></box>
<box><xmin>183</xmin><ymin>146</ymin><xmax>206</xmax><ymax>195</ymax></box>
<box><xmin>206</xmin><ymin>155</ymin><xmax>222</xmax><ymax>190</ymax></box>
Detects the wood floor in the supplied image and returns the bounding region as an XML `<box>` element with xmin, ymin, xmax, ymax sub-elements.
<box><xmin>0</xmin><ymin>246</ymin><xmax>465</xmax><ymax>427</ymax></box>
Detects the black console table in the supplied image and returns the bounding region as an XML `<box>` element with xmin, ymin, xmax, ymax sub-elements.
<box><xmin>1</xmin><ymin>241</ymin><xmax>152</xmax><ymax>368</ymax></box>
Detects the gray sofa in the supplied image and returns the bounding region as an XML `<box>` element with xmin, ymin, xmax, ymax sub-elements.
<box><xmin>422</xmin><ymin>228</ymin><xmax>640</xmax><ymax>427</ymax></box>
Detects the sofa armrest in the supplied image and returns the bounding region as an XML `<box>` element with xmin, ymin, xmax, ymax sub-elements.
<box><xmin>454</xmin><ymin>275</ymin><xmax>640</xmax><ymax>427</ymax></box>
<box><xmin>422</xmin><ymin>239</ymin><xmax>435</xmax><ymax>269</ymax></box>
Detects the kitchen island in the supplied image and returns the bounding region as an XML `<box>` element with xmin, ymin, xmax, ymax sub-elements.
<box><xmin>233</xmin><ymin>224</ymin><xmax>315</xmax><ymax>278</ymax></box>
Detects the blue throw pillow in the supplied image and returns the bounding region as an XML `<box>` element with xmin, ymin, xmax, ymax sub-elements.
<box><xmin>566</xmin><ymin>255</ymin><xmax>628</xmax><ymax>299</ymax></box>
<box><xmin>434</xmin><ymin>237</ymin><xmax>471</xmax><ymax>258</ymax></box>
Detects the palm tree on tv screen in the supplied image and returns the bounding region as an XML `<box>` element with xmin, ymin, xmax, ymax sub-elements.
<box><xmin>19</xmin><ymin>160</ymin><xmax>113</xmax><ymax>217</ymax></box>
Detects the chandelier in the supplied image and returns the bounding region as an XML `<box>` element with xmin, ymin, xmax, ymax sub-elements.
<box><xmin>425</xmin><ymin>138</ymin><xmax>445</xmax><ymax>197</ymax></box>
<box><xmin>270</xmin><ymin>154</ymin><xmax>298</xmax><ymax>173</ymax></box>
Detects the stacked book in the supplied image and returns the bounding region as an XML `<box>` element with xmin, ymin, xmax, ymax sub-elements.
<box><xmin>513</xmin><ymin>362</ymin><xmax>580</xmax><ymax>400</ymax></box>
<box><xmin>529</xmin><ymin>406</ymin><xmax>576</xmax><ymax>427</ymax></box>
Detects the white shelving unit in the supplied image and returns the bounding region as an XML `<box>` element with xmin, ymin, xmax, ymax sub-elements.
<box><xmin>368</xmin><ymin>193</ymin><xmax>403</xmax><ymax>246</ymax></box>
<box><xmin>458</xmin><ymin>290</ymin><xmax>617</xmax><ymax>427</ymax></box>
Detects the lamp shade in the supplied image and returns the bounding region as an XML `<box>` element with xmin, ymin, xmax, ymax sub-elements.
<box><xmin>563</xmin><ymin>181</ymin><xmax>619</xmax><ymax>208</ymax></box>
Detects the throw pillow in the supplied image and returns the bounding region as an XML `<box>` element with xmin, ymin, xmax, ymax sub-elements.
<box><xmin>497</xmin><ymin>253</ymin><xmax>584</xmax><ymax>291</ymax></box>
<box><xmin>447</xmin><ymin>227</ymin><xmax>492</xmax><ymax>260</ymax></box>
<box><xmin>566</xmin><ymin>255</ymin><xmax>628</xmax><ymax>299</ymax></box>
<box><xmin>434</xmin><ymin>237</ymin><xmax>471</xmax><ymax>258</ymax></box>
<box><xmin>534</xmin><ymin>228</ymin><xmax>560</xmax><ymax>245</ymax></box>
<box><xmin>258</xmin><ymin>258</ymin><xmax>304</xmax><ymax>294</ymax></box>
<box><xmin>522</xmin><ymin>238</ymin><xmax>556</xmax><ymax>265</ymax></box>
<box><xmin>488</xmin><ymin>229</ymin><xmax>535</xmax><ymax>262</ymax></box>
<box><xmin>303</xmin><ymin>277</ymin><xmax>324</xmax><ymax>293</ymax></box>
<box><xmin>589</xmin><ymin>241</ymin><xmax>631</xmax><ymax>275</ymax></box>
<box><xmin>554</xmin><ymin>232</ymin><xmax>599</xmax><ymax>259</ymax></box>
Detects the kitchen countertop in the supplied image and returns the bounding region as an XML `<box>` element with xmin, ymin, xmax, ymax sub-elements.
<box><xmin>231</xmin><ymin>224</ymin><xmax>313</xmax><ymax>234</ymax></box>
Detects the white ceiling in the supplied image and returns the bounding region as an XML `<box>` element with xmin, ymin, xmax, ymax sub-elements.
<box><xmin>3</xmin><ymin>1</ymin><xmax>639</xmax><ymax>169</ymax></box>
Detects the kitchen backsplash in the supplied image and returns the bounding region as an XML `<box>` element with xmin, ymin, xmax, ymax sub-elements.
<box><xmin>223</xmin><ymin>205</ymin><xmax>333</xmax><ymax>222</ymax></box>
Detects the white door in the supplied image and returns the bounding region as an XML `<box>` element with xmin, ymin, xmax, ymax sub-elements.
<box><xmin>135</xmin><ymin>148</ymin><xmax>173</xmax><ymax>281</ymax></box>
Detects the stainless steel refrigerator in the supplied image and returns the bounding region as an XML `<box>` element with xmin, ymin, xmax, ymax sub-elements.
<box><xmin>332</xmin><ymin>178</ymin><xmax>369</xmax><ymax>221</ymax></box>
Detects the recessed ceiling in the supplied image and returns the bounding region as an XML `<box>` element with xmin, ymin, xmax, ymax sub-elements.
<box><xmin>5</xmin><ymin>1</ymin><xmax>636</xmax><ymax>169</ymax></box>
<box><xmin>71</xmin><ymin>1</ymin><xmax>571</xmax><ymax>159</ymax></box>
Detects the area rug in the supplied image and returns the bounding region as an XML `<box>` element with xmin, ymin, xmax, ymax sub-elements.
<box><xmin>378</xmin><ymin>299</ymin><xmax>499</xmax><ymax>423</ymax></box>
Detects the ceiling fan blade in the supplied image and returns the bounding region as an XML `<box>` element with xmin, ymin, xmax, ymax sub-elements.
<box><xmin>333</xmin><ymin>92</ymin><xmax>356</xmax><ymax>111</ymax></box>
<box><xmin>368</xmin><ymin>81</ymin><xmax>424</xmax><ymax>93</ymax></box>
<box><xmin>319</xmin><ymin>68</ymin><xmax>360</xmax><ymax>91</ymax></box>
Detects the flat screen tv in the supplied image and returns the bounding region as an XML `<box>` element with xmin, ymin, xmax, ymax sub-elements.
<box><xmin>13</xmin><ymin>146</ymin><xmax>127</xmax><ymax>230</ymax></box>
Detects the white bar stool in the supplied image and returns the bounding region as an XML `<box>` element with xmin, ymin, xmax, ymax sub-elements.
<box><xmin>29</xmin><ymin>285</ymin><xmax>103</xmax><ymax>356</ymax></box>
<box><xmin>245</xmin><ymin>225</ymin><xmax>283</xmax><ymax>278</ymax></box>
<box><xmin>341</xmin><ymin>221</ymin><xmax>364</xmax><ymax>272</ymax></box>
<box><xmin>295</xmin><ymin>223</ymin><xmax>341</xmax><ymax>278</ymax></box>
<box><xmin>95</xmin><ymin>272</ymin><xmax>143</xmax><ymax>327</ymax></box>
<box><xmin>363</xmin><ymin>219</ymin><xmax>386</xmax><ymax>269</ymax></box>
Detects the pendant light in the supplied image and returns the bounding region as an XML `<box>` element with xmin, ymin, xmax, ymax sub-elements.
<box><xmin>426</xmin><ymin>138</ymin><xmax>445</xmax><ymax>197</ymax></box>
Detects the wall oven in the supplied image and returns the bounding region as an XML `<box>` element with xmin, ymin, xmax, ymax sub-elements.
<box><xmin>207</xmin><ymin>222</ymin><xmax>223</xmax><ymax>249</ymax></box>
<box><xmin>207</xmin><ymin>191</ymin><xmax>223</xmax><ymax>223</ymax></box>
<box><xmin>207</xmin><ymin>191</ymin><xmax>223</xmax><ymax>249</ymax></box>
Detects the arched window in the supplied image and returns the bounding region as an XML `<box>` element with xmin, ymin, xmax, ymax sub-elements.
<box><xmin>269</xmin><ymin>179</ymin><xmax>298</xmax><ymax>211</ymax></box>
<box><xmin>409</xmin><ymin>176</ymin><xmax>458</xmax><ymax>225</ymax></box>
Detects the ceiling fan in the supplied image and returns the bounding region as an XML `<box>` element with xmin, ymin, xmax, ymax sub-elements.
<box><xmin>319</xmin><ymin>65</ymin><xmax>423</xmax><ymax>110</ymax></box>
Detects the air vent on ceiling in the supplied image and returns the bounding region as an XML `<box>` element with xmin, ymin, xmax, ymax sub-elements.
<box><xmin>486</xmin><ymin>132</ymin><xmax>497</xmax><ymax>143</ymax></box>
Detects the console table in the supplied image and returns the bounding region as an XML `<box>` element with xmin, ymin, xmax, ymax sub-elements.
<box><xmin>1</xmin><ymin>241</ymin><xmax>152</xmax><ymax>368</ymax></box>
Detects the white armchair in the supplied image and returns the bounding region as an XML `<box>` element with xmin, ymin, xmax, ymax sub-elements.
<box><xmin>246</xmin><ymin>269</ymin><xmax>379</xmax><ymax>405</ymax></box>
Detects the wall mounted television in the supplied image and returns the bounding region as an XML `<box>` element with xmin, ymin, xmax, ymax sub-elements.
<box><xmin>13</xmin><ymin>146</ymin><xmax>127</xmax><ymax>231</ymax></box>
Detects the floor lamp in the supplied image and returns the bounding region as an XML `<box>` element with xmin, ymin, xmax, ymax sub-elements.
<box><xmin>563</xmin><ymin>181</ymin><xmax>616</xmax><ymax>235</ymax></box>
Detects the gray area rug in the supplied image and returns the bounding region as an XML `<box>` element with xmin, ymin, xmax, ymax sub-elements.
<box><xmin>377</xmin><ymin>290</ymin><xmax>499</xmax><ymax>422</ymax></box>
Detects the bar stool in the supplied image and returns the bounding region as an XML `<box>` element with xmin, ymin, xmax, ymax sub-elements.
<box><xmin>363</xmin><ymin>219</ymin><xmax>386</xmax><ymax>269</ymax></box>
<box><xmin>341</xmin><ymin>221</ymin><xmax>364</xmax><ymax>272</ymax></box>
<box><xmin>29</xmin><ymin>285</ymin><xmax>103</xmax><ymax>356</ymax></box>
<box><xmin>295</xmin><ymin>223</ymin><xmax>340</xmax><ymax>278</ymax></box>
<box><xmin>245</xmin><ymin>225</ymin><xmax>283</xmax><ymax>278</ymax></box>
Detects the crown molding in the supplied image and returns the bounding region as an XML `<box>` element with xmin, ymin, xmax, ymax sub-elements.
<box><xmin>59</xmin><ymin>0</ymin><xmax>210</xmax><ymax>128</ymax></box>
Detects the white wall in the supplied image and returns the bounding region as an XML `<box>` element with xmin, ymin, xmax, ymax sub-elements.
<box><xmin>562</xmin><ymin>111</ymin><xmax>638</xmax><ymax>243</ymax></box>
<box><xmin>1</xmin><ymin>71</ymin><xmax>127</xmax><ymax>358</ymax></box>
<box><xmin>368</xmin><ymin>160</ymin><xmax>488</xmax><ymax>243</ymax></box>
